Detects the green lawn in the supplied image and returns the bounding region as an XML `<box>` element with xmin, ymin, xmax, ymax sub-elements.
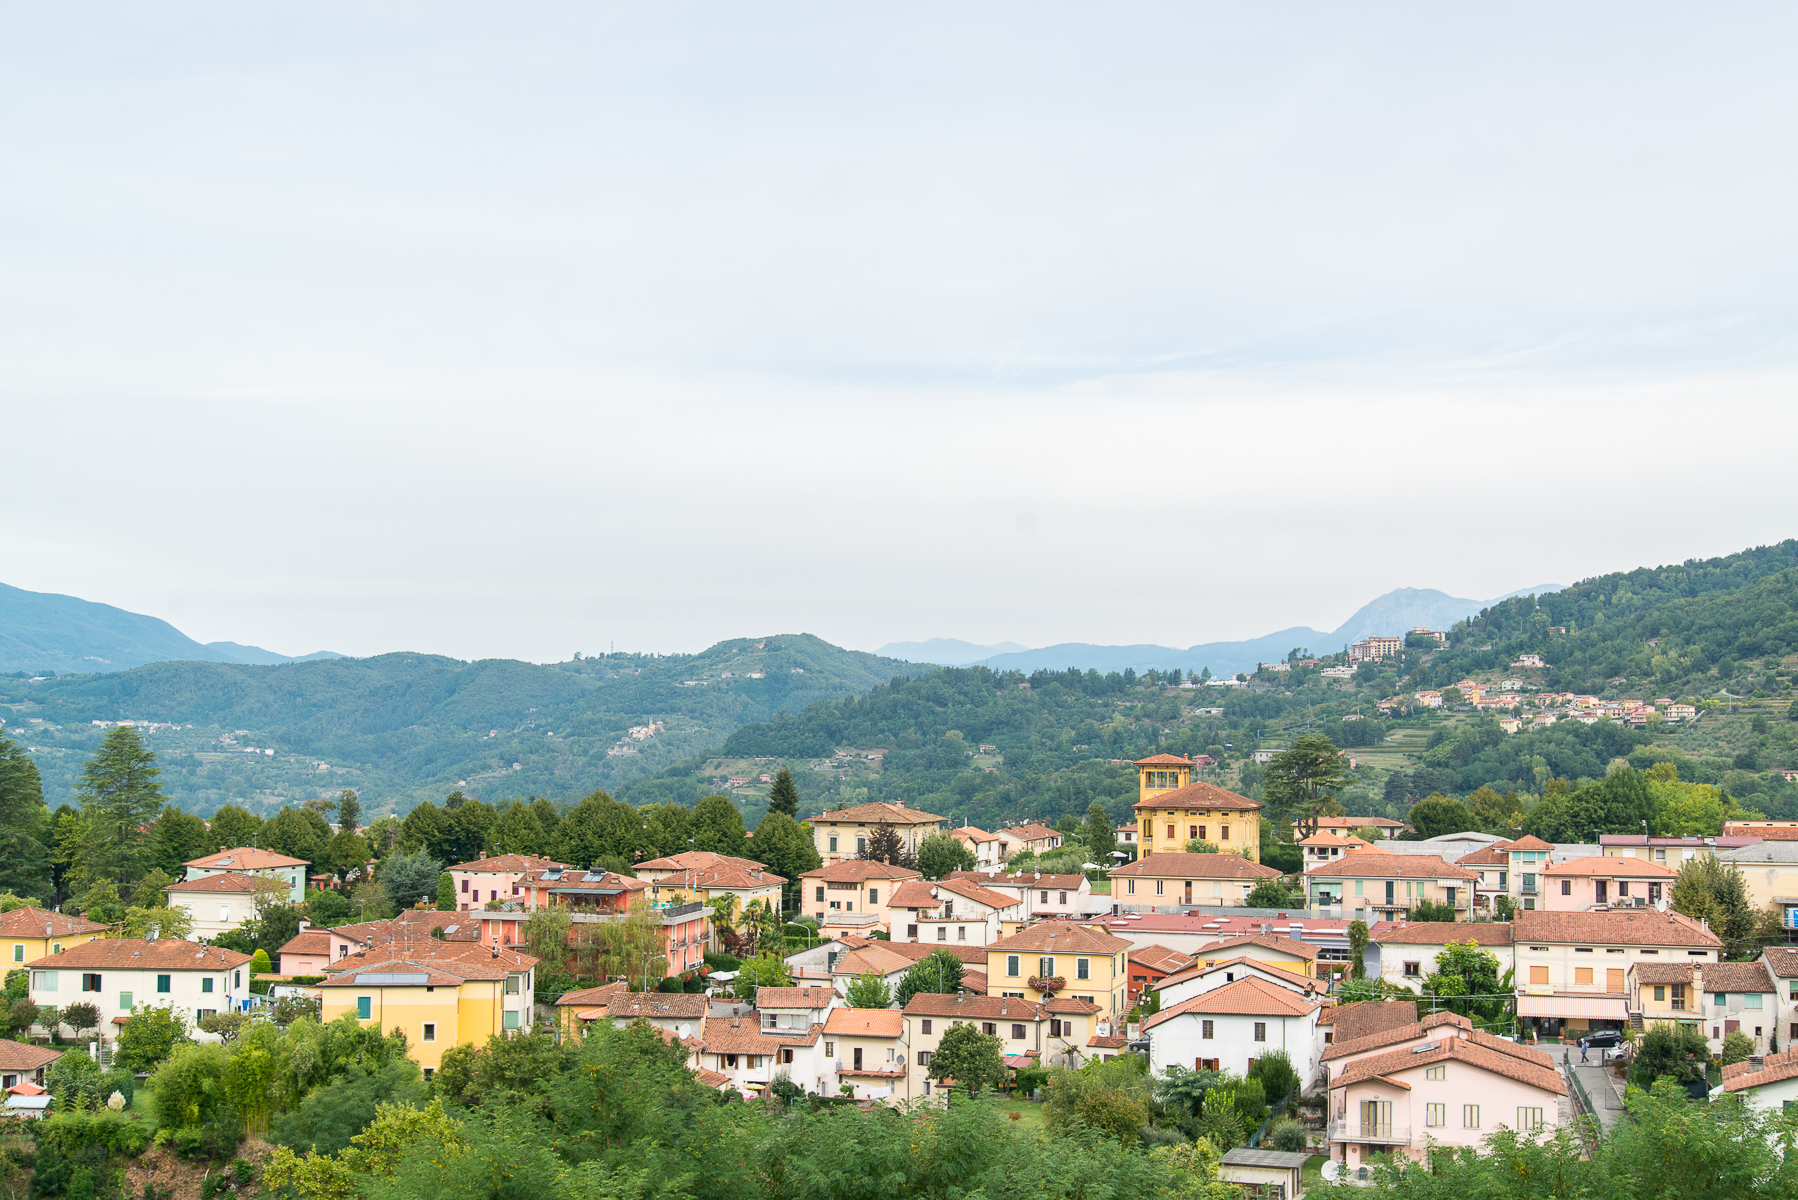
<box><xmin>1300</xmin><ymin>1153</ymin><xmax>1330</xmax><ymax>1188</ymax></box>
<box><xmin>992</xmin><ymin>1097</ymin><xmax>1047</xmax><ymax>1132</ymax></box>
<box><xmin>1090</xmin><ymin>880</ymin><xmax>1111</xmax><ymax>895</ymax></box>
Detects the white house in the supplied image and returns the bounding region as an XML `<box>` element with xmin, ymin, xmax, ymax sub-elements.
<box><xmin>948</xmin><ymin>825</ymin><xmax>1007</xmax><ymax>868</ymax></box>
<box><xmin>948</xmin><ymin>871</ymin><xmax>1105</xmax><ymax>920</ymax></box>
<box><xmin>755</xmin><ymin>985</ymin><xmax>837</xmax><ymax>1033</ymax></box>
<box><xmin>183</xmin><ymin>847</ymin><xmax>310</xmax><ymax>904</ymax></box>
<box><xmin>699</xmin><ymin>1012</ymin><xmax>828</xmax><ymax>1096</ymax></box>
<box><xmin>1763</xmin><ymin>947</ymin><xmax>1798</xmax><ymax>1051</ymax></box>
<box><xmin>1370</xmin><ymin>921</ymin><xmax>1515</xmax><ymax>991</ymax></box>
<box><xmin>164</xmin><ymin>872</ymin><xmax>267</xmax><ymax>941</ymax></box>
<box><xmin>1144</xmin><ymin>976</ymin><xmax>1322</xmax><ymax>1088</ymax></box>
<box><xmin>1720</xmin><ymin>1049</ymin><xmax>1798</xmax><ymax>1113</ymax></box>
<box><xmin>887</xmin><ymin>878</ymin><xmax>1021</xmax><ymax>945</ymax></box>
<box><xmin>1153</xmin><ymin>956</ymin><xmax>1325</xmax><ymax>1008</ymax></box>
<box><xmin>26</xmin><ymin>939</ymin><xmax>253</xmax><ymax>1043</ymax></box>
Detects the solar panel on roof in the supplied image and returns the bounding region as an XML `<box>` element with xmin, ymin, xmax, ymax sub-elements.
<box><xmin>583</xmin><ymin>872</ymin><xmax>605</xmax><ymax>882</ymax></box>
<box><xmin>356</xmin><ymin>972</ymin><xmax>431</xmax><ymax>985</ymax></box>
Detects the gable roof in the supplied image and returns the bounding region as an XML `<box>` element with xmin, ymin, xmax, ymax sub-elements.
<box><xmin>1158</xmin><ymin>956</ymin><xmax>1323</xmax><ymax>997</ymax></box>
<box><xmin>1456</xmin><ymin>843</ymin><xmax>1516</xmax><ymax>867</ymax></box>
<box><xmin>633</xmin><ymin>850</ymin><xmax>766</xmax><ymax>873</ymax></box>
<box><xmin>650</xmin><ymin>861</ymin><xmax>786</xmax><ymax>890</ymax></box>
<box><xmin>184</xmin><ymin>847</ymin><xmax>309</xmax><ymax>870</ymax></box>
<box><xmin>1129</xmin><ymin>945</ymin><xmax>1197</xmax><ymax>975</ymax></box>
<box><xmin>1631</xmin><ymin>962</ymin><xmax>1696</xmax><ymax>984</ymax></box>
<box><xmin>901</xmin><ymin>993</ymin><xmax>1044</xmax><ymax>1020</ymax></box>
<box><xmin>1371</xmin><ymin>922</ymin><xmax>1514</xmax><ymax>947</ymax></box>
<box><xmin>1723</xmin><ymin>1048</ymin><xmax>1798</xmax><ymax>1093</ymax></box>
<box><xmin>823</xmin><ymin>1007</ymin><xmax>903</xmax><ymax>1037</ymax></box>
<box><xmin>805</xmin><ymin>803</ymin><xmax>946</xmax><ymax>827</ymax></box>
<box><xmin>1316</xmin><ymin>999</ymin><xmax>1419</xmax><ymax>1042</ymax></box>
<box><xmin>0</xmin><ymin>1040</ymin><xmax>61</xmax><ymax>1073</ymax></box>
<box><xmin>1505</xmin><ymin>835</ymin><xmax>1555</xmax><ymax>851</ymax></box>
<box><xmin>1303</xmin><ymin>853</ymin><xmax>1476</xmax><ymax>881</ymax></box>
<box><xmin>832</xmin><ymin>945</ymin><xmax>917</xmax><ymax>977</ymax></box>
<box><xmin>1142</xmin><ymin>976</ymin><xmax>1321</xmax><ymax>1028</ymax></box>
<box><xmin>1702</xmin><ymin>961</ymin><xmax>1775</xmax><ymax>994</ymax></box>
<box><xmin>1110</xmin><ymin>852</ymin><xmax>1281</xmax><ymax>880</ymax></box>
<box><xmin>754</xmin><ymin>985</ymin><xmax>835</xmax><ymax>1009</ymax></box>
<box><xmin>799</xmin><ymin>860</ymin><xmax>923</xmax><ymax>883</ymax></box>
<box><xmin>989</xmin><ymin>923</ymin><xmax>1130</xmax><ymax>955</ymax></box>
<box><xmin>946</xmin><ymin>871</ymin><xmax>1087</xmax><ymax>890</ymax></box>
<box><xmin>1330</xmin><ymin>1034</ymin><xmax>1565</xmax><ymax>1096</ymax></box>
<box><xmin>604</xmin><ymin>992</ymin><xmax>709</xmax><ymax>1019</ymax></box>
<box><xmin>447</xmin><ymin>853</ymin><xmax>571</xmax><ymax>873</ymax></box>
<box><xmin>277</xmin><ymin>931</ymin><xmax>332</xmax><ymax>957</ymax></box>
<box><xmin>1762</xmin><ymin>947</ymin><xmax>1798</xmax><ymax>979</ymax></box>
<box><xmin>1131</xmin><ymin>781</ymin><xmax>1262</xmax><ymax>813</ymax></box>
<box><xmin>24</xmin><ymin>939</ymin><xmax>251</xmax><ymax>971</ymax></box>
<box><xmin>1514</xmin><ymin>908</ymin><xmax>1722</xmax><ymax>947</ymax></box>
<box><xmin>1322</xmin><ymin>1011</ymin><xmax>1477</xmax><ymax>1061</ymax></box>
<box><xmin>888</xmin><ymin>878</ymin><xmax>1018</xmax><ymax>911</ymax></box>
<box><xmin>998</xmin><ymin>823</ymin><xmax>1060</xmax><ymax>841</ymax></box>
<box><xmin>555</xmin><ymin>981</ymin><xmax>630</xmax><ymax>1008</ymax></box>
<box><xmin>164</xmin><ymin>871</ymin><xmax>267</xmax><ymax>894</ymax></box>
<box><xmin>1194</xmin><ymin>933</ymin><xmax>1320</xmax><ymax>961</ymax></box>
<box><xmin>0</xmin><ymin>907</ymin><xmax>108</xmax><ymax>938</ymax></box>
<box><xmin>949</xmin><ymin>826</ymin><xmax>1002</xmax><ymax>843</ymax></box>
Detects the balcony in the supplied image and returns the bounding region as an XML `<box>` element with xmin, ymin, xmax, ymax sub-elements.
<box><xmin>1329</xmin><ymin>1121</ymin><xmax>1412</xmax><ymax>1145</ymax></box>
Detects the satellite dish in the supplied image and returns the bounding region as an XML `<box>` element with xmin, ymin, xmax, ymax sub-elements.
<box><xmin>1321</xmin><ymin>1162</ymin><xmax>1343</xmax><ymax>1182</ymax></box>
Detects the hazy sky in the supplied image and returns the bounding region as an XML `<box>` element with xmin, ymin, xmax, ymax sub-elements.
<box><xmin>4</xmin><ymin>4</ymin><xmax>1796</xmax><ymax>662</ymax></box>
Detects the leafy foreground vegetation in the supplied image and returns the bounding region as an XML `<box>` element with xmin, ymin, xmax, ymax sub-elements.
<box><xmin>1311</xmin><ymin>1081</ymin><xmax>1798</xmax><ymax>1200</ymax></box>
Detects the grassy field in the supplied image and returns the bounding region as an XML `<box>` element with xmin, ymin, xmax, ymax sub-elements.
<box><xmin>992</xmin><ymin>1097</ymin><xmax>1047</xmax><ymax>1132</ymax></box>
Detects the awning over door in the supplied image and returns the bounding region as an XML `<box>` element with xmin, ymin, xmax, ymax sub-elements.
<box><xmin>1516</xmin><ymin>993</ymin><xmax>1628</xmax><ymax>1020</ymax></box>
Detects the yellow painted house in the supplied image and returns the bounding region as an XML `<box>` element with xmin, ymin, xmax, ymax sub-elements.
<box><xmin>1131</xmin><ymin>755</ymin><xmax>1263</xmax><ymax>861</ymax></box>
<box><xmin>318</xmin><ymin>942</ymin><xmax>537</xmax><ymax>1075</ymax></box>
<box><xmin>987</xmin><ymin>922</ymin><xmax>1133</xmax><ymax>1022</ymax></box>
<box><xmin>1</xmin><ymin>907</ymin><xmax>108</xmax><ymax>968</ymax></box>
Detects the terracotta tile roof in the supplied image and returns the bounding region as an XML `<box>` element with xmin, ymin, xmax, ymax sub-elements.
<box><xmin>597</xmin><ymin>992</ymin><xmax>710</xmax><ymax>1019</ymax></box>
<box><xmin>946</xmin><ymin>871</ymin><xmax>1086</xmax><ymax>890</ymax></box>
<box><xmin>962</xmin><ymin>970</ymin><xmax>988</xmax><ymax>992</ymax></box>
<box><xmin>649</xmin><ymin>862</ymin><xmax>786</xmax><ymax>890</ymax></box>
<box><xmin>1505</xmin><ymin>835</ymin><xmax>1554</xmax><ymax>851</ymax></box>
<box><xmin>523</xmin><ymin>868</ymin><xmax>651</xmax><ymax>893</ymax></box>
<box><xmin>1515</xmin><ymin>908</ymin><xmax>1721</xmax><ymax>947</ymax></box>
<box><xmin>1322</xmin><ymin>1011</ymin><xmax>1475</xmax><ymax>1061</ymax></box>
<box><xmin>1129</xmin><ymin>945</ymin><xmax>1197</xmax><ymax>975</ymax></box>
<box><xmin>806</xmin><ymin>803</ymin><xmax>947</xmax><ymax>826</ymax></box>
<box><xmin>1143</xmin><ymin>976</ymin><xmax>1322</xmax><ymax>1028</ymax></box>
<box><xmin>1543</xmin><ymin>856</ymin><xmax>1678</xmax><ymax>878</ymax></box>
<box><xmin>0</xmin><ymin>907</ymin><xmax>107</xmax><ymax>938</ymax></box>
<box><xmin>184</xmin><ymin>847</ymin><xmax>309</xmax><ymax>870</ymax></box>
<box><xmin>555</xmin><ymin>981</ymin><xmax>629</xmax><ymax>1008</ymax></box>
<box><xmin>832</xmin><ymin>946</ymin><xmax>917</xmax><ymax>977</ymax></box>
<box><xmin>1045</xmin><ymin>997</ymin><xmax>1102</xmax><ymax>1014</ymax></box>
<box><xmin>999</xmin><ymin>823</ymin><xmax>1060</xmax><ymax>841</ymax></box>
<box><xmin>888</xmin><ymin>878</ymin><xmax>1018</xmax><ymax>911</ymax></box>
<box><xmin>1723</xmin><ymin>1048</ymin><xmax>1798</xmax><ymax>1092</ymax></box>
<box><xmin>317</xmin><ymin>959</ymin><xmax>469</xmax><ymax>987</ymax></box>
<box><xmin>277</xmin><ymin>931</ymin><xmax>332</xmax><ymax>957</ymax></box>
<box><xmin>1456</xmin><ymin>844</ymin><xmax>1515</xmax><ymax>867</ymax></box>
<box><xmin>1131</xmin><ymin>781</ymin><xmax>1262</xmax><ymax>813</ymax></box>
<box><xmin>1303</xmin><ymin>853</ymin><xmax>1477</xmax><ymax>881</ymax></box>
<box><xmin>1134</xmin><ymin>754</ymin><xmax>1194</xmax><ymax>766</ymax></box>
<box><xmin>1630</xmin><ymin>963</ymin><xmax>1696</xmax><ymax>984</ymax></box>
<box><xmin>1194</xmin><ymin>934</ymin><xmax>1320</xmax><ymax>961</ymax></box>
<box><xmin>1087</xmin><ymin>1034</ymin><xmax>1132</xmax><ymax>1049</ymax></box>
<box><xmin>1299</xmin><ymin>831</ymin><xmax>1354</xmax><ymax>847</ymax></box>
<box><xmin>0</xmin><ymin>1040</ymin><xmax>61</xmax><ymax>1073</ymax></box>
<box><xmin>949</xmin><ymin>826</ymin><xmax>1001</xmax><ymax>843</ymax></box>
<box><xmin>1315</xmin><ymin>1000</ymin><xmax>1419</xmax><ymax>1042</ymax></box>
<box><xmin>1702</xmin><ymin>962</ymin><xmax>1775</xmax><ymax>994</ymax></box>
<box><xmin>1110</xmin><ymin>852</ymin><xmax>1281</xmax><ymax>880</ymax></box>
<box><xmin>694</xmin><ymin>1067</ymin><xmax>731</xmax><ymax>1088</ymax></box>
<box><xmin>1157</xmin><ymin>956</ymin><xmax>1323</xmax><ymax>997</ymax></box>
<box><xmin>823</xmin><ymin>1007</ymin><xmax>903</xmax><ymax>1037</ymax></box>
<box><xmin>880</xmin><ymin>942</ymin><xmax>989</xmax><ymax>965</ymax></box>
<box><xmin>1763</xmin><ymin>947</ymin><xmax>1798</xmax><ymax>978</ymax></box>
<box><xmin>902</xmin><ymin>993</ymin><xmax>1044</xmax><ymax>1020</ymax></box>
<box><xmin>1329</xmin><ymin>1034</ymin><xmax>1566</xmax><ymax>1096</ymax></box>
<box><xmin>702</xmin><ymin>1014</ymin><xmax>792</xmax><ymax>1055</ymax></box>
<box><xmin>164</xmin><ymin>871</ymin><xmax>267</xmax><ymax>894</ymax></box>
<box><xmin>1371</xmin><ymin>922</ymin><xmax>1514</xmax><ymax>946</ymax></box>
<box><xmin>326</xmin><ymin>938</ymin><xmax>537</xmax><ymax>980</ymax></box>
<box><xmin>799</xmin><ymin>860</ymin><xmax>923</xmax><ymax>883</ymax></box>
<box><xmin>989</xmin><ymin>923</ymin><xmax>1130</xmax><ymax>955</ymax></box>
<box><xmin>637</xmin><ymin>851</ymin><xmax>767</xmax><ymax>873</ymax></box>
<box><xmin>24</xmin><ymin>939</ymin><xmax>251</xmax><ymax>971</ymax></box>
<box><xmin>1306</xmin><ymin>816</ymin><xmax>1407</xmax><ymax>830</ymax></box>
<box><xmin>447</xmin><ymin>853</ymin><xmax>570</xmax><ymax>873</ymax></box>
<box><xmin>754</xmin><ymin>986</ymin><xmax>835</xmax><ymax>1009</ymax></box>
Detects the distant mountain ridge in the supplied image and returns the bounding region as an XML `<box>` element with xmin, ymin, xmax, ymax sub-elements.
<box><xmin>881</xmin><ymin>583</ymin><xmax>1565</xmax><ymax>676</ymax></box>
<box><xmin>0</xmin><ymin>581</ymin><xmax>341</xmax><ymax>674</ymax></box>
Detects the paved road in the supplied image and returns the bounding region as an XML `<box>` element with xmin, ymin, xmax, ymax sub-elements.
<box><xmin>1562</xmin><ymin>1046</ymin><xmax>1629</xmax><ymax>1132</ymax></box>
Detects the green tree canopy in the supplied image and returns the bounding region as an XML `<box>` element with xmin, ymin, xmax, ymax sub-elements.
<box><xmin>208</xmin><ymin>803</ymin><xmax>263</xmax><ymax>851</ymax></box>
<box><xmin>0</xmin><ymin>735</ymin><xmax>52</xmax><ymax>900</ymax></box>
<box><xmin>1262</xmin><ymin>734</ymin><xmax>1350</xmax><ymax>840</ymax></box>
<box><xmin>894</xmin><ymin>950</ymin><xmax>964</xmax><ymax>1006</ymax></box>
<box><xmin>765</xmin><ymin>768</ymin><xmax>801</xmax><ymax>818</ymax></box>
<box><xmin>690</xmin><ymin>794</ymin><xmax>747</xmax><ymax>856</ymax></box>
<box><xmin>76</xmin><ymin>726</ymin><xmax>165</xmax><ymax>886</ymax></box>
<box><xmin>915</xmin><ymin>831</ymin><xmax>974</xmax><ymax>879</ymax></box>
<box><xmin>377</xmin><ymin>848</ymin><xmax>443</xmax><ymax>910</ymax></box>
<box><xmin>748</xmin><ymin>810</ymin><xmax>820</xmax><ymax>910</ymax></box>
<box><xmin>927</xmin><ymin>1022</ymin><xmax>1005</xmax><ymax>1096</ymax></box>
<box><xmin>844</xmin><ymin>971</ymin><xmax>893</xmax><ymax>1008</ymax></box>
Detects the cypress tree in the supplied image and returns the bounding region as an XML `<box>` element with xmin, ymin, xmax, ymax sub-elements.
<box><xmin>437</xmin><ymin>871</ymin><xmax>457</xmax><ymax>911</ymax></box>
<box><xmin>766</xmin><ymin>768</ymin><xmax>801</xmax><ymax>818</ymax></box>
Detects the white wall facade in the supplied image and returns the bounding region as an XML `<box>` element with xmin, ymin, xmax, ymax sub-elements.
<box><xmin>1149</xmin><ymin>1008</ymin><xmax>1320</xmax><ymax>1092</ymax></box>
<box><xmin>30</xmin><ymin>964</ymin><xmax>249</xmax><ymax>1041</ymax></box>
<box><xmin>165</xmin><ymin>890</ymin><xmax>259</xmax><ymax>942</ymax></box>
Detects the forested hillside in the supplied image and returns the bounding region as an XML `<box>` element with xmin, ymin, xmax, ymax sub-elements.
<box><xmin>0</xmin><ymin>635</ymin><xmax>914</xmax><ymax>817</ymax></box>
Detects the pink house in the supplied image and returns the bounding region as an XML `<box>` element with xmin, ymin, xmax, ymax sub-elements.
<box><xmin>447</xmin><ymin>853</ymin><xmax>571</xmax><ymax>911</ymax></box>
<box><xmin>1328</xmin><ymin>1026</ymin><xmax>1565</xmax><ymax>1173</ymax></box>
<box><xmin>1541</xmin><ymin>856</ymin><xmax>1677</xmax><ymax>910</ymax></box>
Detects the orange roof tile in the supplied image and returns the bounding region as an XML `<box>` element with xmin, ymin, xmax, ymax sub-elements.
<box><xmin>1131</xmin><ymin>781</ymin><xmax>1262</xmax><ymax>813</ymax></box>
<box><xmin>1142</xmin><ymin>976</ymin><xmax>1321</xmax><ymax>1028</ymax></box>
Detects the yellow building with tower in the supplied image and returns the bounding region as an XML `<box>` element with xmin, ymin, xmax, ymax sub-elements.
<box><xmin>1132</xmin><ymin>754</ymin><xmax>1263</xmax><ymax>861</ymax></box>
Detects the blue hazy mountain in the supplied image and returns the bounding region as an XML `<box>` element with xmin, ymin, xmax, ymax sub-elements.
<box><xmin>0</xmin><ymin>581</ymin><xmax>342</xmax><ymax>675</ymax></box>
<box><xmin>874</xmin><ymin>638</ymin><xmax>1030</xmax><ymax>665</ymax></box>
<box><xmin>893</xmin><ymin>584</ymin><xmax>1565</xmax><ymax>677</ymax></box>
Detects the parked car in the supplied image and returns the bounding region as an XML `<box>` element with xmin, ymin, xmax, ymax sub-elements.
<box><xmin>1582</xmin><ymin>1030</ymin><xmax>1623</xmax><ymax>1049</ymax></box>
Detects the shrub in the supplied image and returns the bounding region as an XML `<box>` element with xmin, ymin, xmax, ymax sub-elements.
<box><xmin>1230</xmin><ymin>1077</ymin><xmax>1268</xmax><ymax>1127</ymax></box>
<box><xmin>1140</xmin><ymin>1125</ymin><xmax>1188</xmax><ymax>1149</ymax></box>
<box><xmin>1267</xmin><ymin>1118</ymin><xmax>1309</xmax><ymax>1153</ymax></box>
<box><xmin>1195</xmin><ymin>1106</ymin><xmax>1246</xmax><ymax>1151</ymax></box>
<box><xmin>248</xmin><ymin>949</ymin><xmax>273</xmax><ymax>974</ymax></box>
<box><xmin>1246</xmin><ymin>1049</ymin><xmax>1300</xmax><ymax>1104</ymax></box>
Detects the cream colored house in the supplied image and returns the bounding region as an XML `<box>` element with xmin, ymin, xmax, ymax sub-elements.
<box><xmin>805</xmin><ymin>802</ymin><xmax>946</xmax><ymax>864</ymax></box>
<box><xmin>164</xmin><ymin>872</ymin><xmax>269</xmax><ymax>941</ymax></box>
<box><xmin>798</xmin><ymin>859</ymin><xmax>920</xmax><ymax>926</ymax></box>
<box><xmin>886</xmin><ymin>877</ymin><xmax>1020</xmax><ymax>945</ymax></box>
<box><xmin>986</xmin><ymin>922</ymin><xmax>1131</xmax><ymax>1021</ymax></box>
<box><xmin>183</xmin><ymin>847</ymin><xmax>310</xmax><ymax>903</ymax></box>
<box><xmin>1715</xmin><ymin>841</ymin><xmax>1798</xmax><ymax>913</ymax></box>
<box><xmin>1515</xmin><ymin>909</ymin><xmax>1720</xmax><ymax>1039</ymax></box>
<box><xmin>822</xmin><ymin>1006</ymin><xmax>906</xmax><ymax>1101</ymax></box>
<box><xmin>1110</xmin><ymin>852</ymin><xmax>1283</xmax><ymax>909</ymax></box>
<box><xmin>1304</xmin><ymin>853</ymin><xmax>1478</xmax><ymax>920</ymax></box>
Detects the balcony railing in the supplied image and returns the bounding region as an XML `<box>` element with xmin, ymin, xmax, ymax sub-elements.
<box><xmin>1329</xmin><ymin>1121</ymin><xmax>1412</xmax><ymax>1145</ymax></box>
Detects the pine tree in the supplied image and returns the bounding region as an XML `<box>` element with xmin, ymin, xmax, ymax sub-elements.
<box><xmin>859</xmin><ymin>822</ymin><xmax>912</xmax><ymax>867</ymax></box>
<box><xmin>76</xmin><ymin>727</ymin><xmax>166</xmax><ymax>886</ymax></box>
<box><xmin>335</xmin><ymin>788</ymin><xmax>362</xmax><ymax>833</ymax></box>
<box><xmin>766</xmin><ymin>768</ymin><xmax>801</xmax><ymax>818</ymax></box>
<box><xmin>0</xmin><ymin>735</ymin><xmax>53</xmax><ymax>901</ymax></box>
